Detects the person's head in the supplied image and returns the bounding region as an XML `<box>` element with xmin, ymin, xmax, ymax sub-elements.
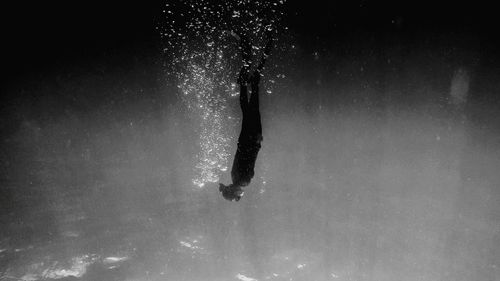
<box><xmin>219</xmin><ymin>183</ymin><xmax>244</xmax><ymax>202</ymax></box>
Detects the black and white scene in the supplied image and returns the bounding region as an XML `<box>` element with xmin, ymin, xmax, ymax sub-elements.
<box><xmin>1</xmin><ymin>1</ymin><xmax>500</xmax><ymax>280</ymax></box>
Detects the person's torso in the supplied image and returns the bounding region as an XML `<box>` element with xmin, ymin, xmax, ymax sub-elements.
<box><xmin>231</xmin><ymin>137</ymin><xmax>262</xmax><ymax>186</ymax></box>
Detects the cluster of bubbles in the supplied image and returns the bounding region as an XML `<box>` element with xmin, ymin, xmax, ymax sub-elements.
<box><xmin>178</xmin><ymin>60</ymin><xmax>232</xmax><ymax>187</ymax></box>
<box><xmin>158</xmin><ymin>0</ymin><xmax>288</xmax><ymax>187</ymax></box>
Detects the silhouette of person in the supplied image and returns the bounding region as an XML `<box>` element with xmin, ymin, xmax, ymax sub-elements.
<box><xmin>219</xmin><ymin>32</ymin><xmax>272</xmax><ymax>201</ymax></box>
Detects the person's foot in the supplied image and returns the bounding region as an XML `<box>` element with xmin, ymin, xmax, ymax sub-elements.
<box><xmin>219</xmin><ymin>183</ymin><xmax>244</xmax><ymax>202</ymax></box>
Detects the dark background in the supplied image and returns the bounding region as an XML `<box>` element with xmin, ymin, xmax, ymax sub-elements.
<box><xmin>3</xmin><ymin>0</ymin><xmax>499</xmax><ymax>79</ymax></box>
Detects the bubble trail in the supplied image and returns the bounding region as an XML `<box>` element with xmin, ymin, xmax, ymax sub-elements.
<box><xmin>159</xmin><ymin>0</ymin><xmax>287</xmax><ymax>187</ymax></box>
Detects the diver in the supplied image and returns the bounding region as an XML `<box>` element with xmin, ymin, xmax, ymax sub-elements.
<box><xmin>219</xmin><ymin>32</ymin><xmax>272</xmax><ymax>202</ymax></box>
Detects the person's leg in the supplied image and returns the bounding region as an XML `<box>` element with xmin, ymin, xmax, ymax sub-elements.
<box><xmin>245</xmin><ymin>71</ymin><xmax>262</xmax><ymax>139</ymax></box>
<box><xmin>239</xmin><ymin>34</ymin><xmax>252</xmax><ymax>71</ymax></box>
<box><xmin>249</xmin><ymin>32</ymin><xmax>272</xmax><ymax>112</ymax></box>
<box><xmin>236</xmin><ymin>33</ymin><xmax>251</xmax><ymax>85</ymax></box>
<box><xmin>239</xmin><ymin>83</ymin><xmax>248</xmax><ymax>114</ymax></box>
<box><xmin>237</xmin><ymin>33</ymin><xmax>252</xmax><ymax>114</ymax></box>
<box><xmin>249</xmin><ymin>75</ymin><xmax>260</xmax><ymax>112</ymax></box>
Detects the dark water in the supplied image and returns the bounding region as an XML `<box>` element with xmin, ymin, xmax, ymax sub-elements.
<box><xmin>1</xmin><ymin>44</ymin><xmax>500</xmax><ymax>281</ymax></box>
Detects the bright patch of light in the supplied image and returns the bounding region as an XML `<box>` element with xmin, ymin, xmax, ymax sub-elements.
<box><xmin>46</xmin><ymin>255</ymin><xmax>97</xmax><ymax>279</ymax></box>
<box><xmin>179</xmin><ymin>236</ymin><xmax>205</xmax><ymax>251</ymax></box>
<box><xmin>103</xmin><ymin>256</ymin><xmax>129</xmax><ymax>264</ymax></box>
<box><xmin>20</xmin><ymin>255</ymin><xmax>99</xmax><ymax>280</ymax></box>
<box><xmin>236</xmin><ymin>273</ymin><xmax>258</xmax><ymax>281</ymax></box>
<box><xmin>265</xmin><ymin>273</ymin><xmax>279</xmax><ymax>279</ymax></box>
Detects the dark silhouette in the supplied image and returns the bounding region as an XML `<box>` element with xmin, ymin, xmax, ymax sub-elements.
<box><xmin>219</xmin><ymin>32</ymin><xmax>272</xmax><ymax>201</ymax></box>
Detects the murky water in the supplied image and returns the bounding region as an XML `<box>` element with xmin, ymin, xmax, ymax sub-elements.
<box><xmin>1</xmin><ymin>45</ymin><xmax>500</xmax><ymax>281</ymax></box>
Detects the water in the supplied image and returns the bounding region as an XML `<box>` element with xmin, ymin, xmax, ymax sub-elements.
<box><xmin>1</xmin><ymin>44</ymin><xmax>500</xmax><ymax>281</ymax></box>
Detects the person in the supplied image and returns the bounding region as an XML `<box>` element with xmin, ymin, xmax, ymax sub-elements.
<box><xmin>219</xmin><ymin>32</ymin><xmax>272</xmax><ymax>202</ymax></box>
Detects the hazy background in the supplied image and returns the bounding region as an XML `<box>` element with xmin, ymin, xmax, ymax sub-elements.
<box><xmin>1</xmin><ymin>1</ymin><xmax>500</xmax><ymax>280</ymax></box>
